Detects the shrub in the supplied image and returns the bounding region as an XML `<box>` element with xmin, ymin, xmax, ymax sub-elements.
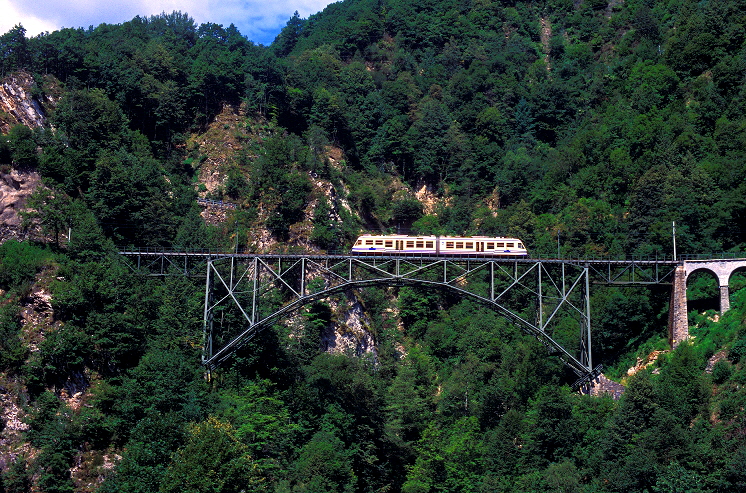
<box><xmin>0</xmin><ymin>240</ymin><xmax>53</xmax><ymax>289</ymax></box>
<box><xmin>712</xmin><ymin>360</ymin><xmax>733</xmax><ymax>384</ymax></box>
<box><xmin>729</xmin><ymin>337</ymin><xmax>746</xmax><ymax>364</ymax></box>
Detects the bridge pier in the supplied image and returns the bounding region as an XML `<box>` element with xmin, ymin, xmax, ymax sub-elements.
<box><xmin>720</xmin><ymin>285</ymin><xmax>730</xmax><ymax>313</ymax></box>
<box><xmin>668</xmin><ymin>265</ymin><xmax>689</xmax><ymax>348</ymax></box>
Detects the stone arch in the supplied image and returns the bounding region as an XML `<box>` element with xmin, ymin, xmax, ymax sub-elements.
<box><xmin>728</xmin><ymin>265</ymin><xmax>746</xmax><ymax>291</ymax></box>
<box><xmin>684</xmin><ymin>260</ymin><xmax>746</xmax><ymax>314</ymax></box>
<box><xmin>685</xmin><ymin>267</ymin><xmax>721</xmax><ymax>313</ymax></box>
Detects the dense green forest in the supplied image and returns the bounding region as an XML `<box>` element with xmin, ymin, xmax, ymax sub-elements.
<box><xmin>0</xmin><ymin>0</ymin><xmax>745</xmax><ymax>491</ymax></box>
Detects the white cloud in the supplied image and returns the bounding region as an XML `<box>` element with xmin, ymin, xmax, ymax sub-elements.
<box><xmin>0</xmin><ymin>0</ymin><xmax>338</xmax><ymax>45</ymax></box>
<box><xmin>0</xmin><ymin>0</ymin><xmax>60</xmax><ymax>36</ymax></box>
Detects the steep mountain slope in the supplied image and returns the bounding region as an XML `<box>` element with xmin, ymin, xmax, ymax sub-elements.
<box><xmin>0</xmin><ymin>0</ymin><xmax>745</xmax><ymax>491</ymax></box>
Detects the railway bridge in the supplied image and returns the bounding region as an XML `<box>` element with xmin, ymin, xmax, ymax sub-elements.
<box><xmin>117</xmin><ymin>249</ymin><xmax>746</xmax><ymax>388</ymax></box>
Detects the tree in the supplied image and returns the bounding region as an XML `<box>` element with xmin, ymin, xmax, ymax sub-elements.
<box><xmin>89</xmin><ymin>149</ymin><xmax>175</xmax><ymax>245</ymax></box>
<box><xmin>99</xmin><ymin>413</ymin><xmax>186</xmax><ymax>493</ymax></box>
<box><xmin>51</xmin><ymin>88</ymin><xmax>129</xmax><ymax>192</ymax></box>
<box><xmin>289</xmin><ymin>430</ymin><xmax>356</xmax><ymax>493</ymax></box>
<box><xmin>23</xmin><ymin>188</ymin><xmax>72</xmax><ymax>247</ymax></box>
<box><xmin>655</xmin><ymin>343</ymin><xmax>710</xmax><ymax>425</ymax></box>
<box><xmin>6</xmin><ymin>125</ymin><xmax>37</xmax><ymax>167</ymax></box>
<box><xmin>0</xmin><ymin>25</ymin><xmax>29</xmax><ymax>75</ymax></box>
<box><xmin>402</xmin><ymin>417</ymin><xmax>484</xmax><ymax>493</ymax></box>
<box><xmin>3</xmin><ymin>456</ymin><xmax>30</xmax><ymax>493</ymax></box>
<box><xmin>273</xmin><ymin>11</ymin><xmax>305</xmax><ymax>57</ymax></box>
<box><xmin>161</xmin><ymin>416</ymin><xmax>265</xmax><ymax>493</ymax></box>
<box><xmin>523</xmin><ymin>386</ymin><xmax>577</xmax><ymax>465</ymax></box>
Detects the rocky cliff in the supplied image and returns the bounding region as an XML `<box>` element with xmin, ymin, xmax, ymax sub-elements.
<box><xmin>0</xmin><ymin>71</ymin><xmax>60</xmax><ymax>240</ymax></box>
<box><xmin>0</xmin><ymin>71</ymin><xmax>57</xmax><ymax>133</ymax></box>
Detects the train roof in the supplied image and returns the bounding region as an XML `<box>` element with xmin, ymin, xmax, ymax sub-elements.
<box><xmin>355</xmin><ymin>234</ymin><xmax>524</xmax><ymax>241</ymax></box>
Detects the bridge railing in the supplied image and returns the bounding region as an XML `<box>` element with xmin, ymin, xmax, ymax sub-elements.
<box><xmin>117</xmin><ymin>246</ymin><xmax>686</xmax><ymax>263</ymax></box>
<box><xmin>679</xmin><ymin>252</ymin><xmax>746</xmax><ymax>261</ymax></box>
<box><xmin>118</xmin><ymin>246</ymin><xmax>232</xmax><ymax>255</ymax></box>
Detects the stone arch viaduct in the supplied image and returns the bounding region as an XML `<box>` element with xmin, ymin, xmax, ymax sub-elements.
<box><xmin>669</xmin><ymin>259</ymin><xmax>746</xmax><ymax>346</ymax></box>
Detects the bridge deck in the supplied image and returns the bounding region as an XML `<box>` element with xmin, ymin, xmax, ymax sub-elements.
<box><xmin>118</xmin><ymin>249</ymin><xmax>682</xmax><ymax>265</ymax></box>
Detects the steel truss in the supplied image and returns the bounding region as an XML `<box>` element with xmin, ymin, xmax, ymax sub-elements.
<box><xmin>118</xmin><ymin>249</ymin><xmax>213</xmax><ymax>277</ymax></box>
<box><xmin>579</xmin><ymin>259</ymin><xmax>678</xmax><ymax>285</ymax></box>
<box><xmin>116</xmin><ymin>251</ymin><xmax>680</xmax><ymax>387</ymax></box>
<box><xmin>198</xmin><ymin>255</ymin><xmax>597</xmax><ymax>383</ymax></box>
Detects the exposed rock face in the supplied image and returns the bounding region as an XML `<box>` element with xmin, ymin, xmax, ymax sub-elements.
<box><xmin>0</xmin><ymin>71</ymin><xmax>53</xmax><ymax>242</ymax></box>
<box><xmin>190</xmin><ymin>103</ymin><xmax>246</xmax><ymax>198</ymax></box>
<box><xmin>0</xmin><ymin>71</ymin><xmax>53</xmax><ymax>133</ymax></box>
<box><xmin>0</xmin><ymin>272</ymin><xmax>59</xmax><ymax>475</ymax></box>
<box><xmin>321</xmin><ymin>294</ymin><xmax>377</xmax><ymax>359</ymax></box>
<box><xmin>706</xmin><ymin>350</ymin><xmax>727</xmax><ymax>373</ymax></box>
<box><xmin>0</xmin><ymin>169</ymin><xmax>41</xmax><ymax>240</ymax></box>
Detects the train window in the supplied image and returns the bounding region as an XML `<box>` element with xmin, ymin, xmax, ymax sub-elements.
<box><xmin>425</xmin><ymin>241</ymin><xmax>433</xmax><ymax>248</ymax></box>
<box><xmin>365</xmin><ymin>240</ymin><xmax>373</xmax><ymax>245</ymax></box>
<box><xmin>416</xmin><ymin>241</ymin><xmax>424</xmax><ymax>248</ymax></box>
<box><xmin>356</xmin><ymin>240</ymin><xmax>362</xmax><ymax>245</ymax></box>
<box><xmin>446</xmin><ymin>242</ymin><xmax>454</xmax><ymax>248</ymax></box>
<box><xmin>518</xmin><ymin>243</ymin><xmax>524</xmax><ymax>249</ymax></box>
<box><xmin>496</xmin><ymin>242</ymin><xmax>504</xmax><ymax>247</ymax></box>
<box><xmin>507</xmin><ymin>243</ymin><xmax>514</xmax><ymax>248</ymax></box>
<box><xmin>375</xmin><ymin>240</ymin><xmax>383</xmax><ymax>245</ymax></box>
<box><xmin>465</xmin><ymin>242</ymin><xmax>473</xmax><ymax>249</ymax></box>
<box><xmin>385</xmin><ymin>241</ymin><xmax>393</xmax><ymax>248</ymax></box>
<box><xmin>486</xmin><ymin>242</ymin><xmax>494</xmax><ymax>249</ymax></box>
<box><xmin>456</xmin><ymin>242</ymin><xmax>464</xmax><ymax>249</ymax></box>
<box><xmin>406</xmin><ymin>241</ymin><xmax>414</xmax><ymax>248</ymax></box>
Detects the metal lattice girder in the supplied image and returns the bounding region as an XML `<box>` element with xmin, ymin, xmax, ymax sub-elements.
<box><xmin>116</xmin><ymin>251</ymin><xmax>682</xmax><ymax>384</ymax></box>
<box><xmin>581</xmin><ymin>259</ymin><xmax>678</xmax><ymax>285</ymax></box>
<box><xmin>118</xmin><ymin>249</ymin><xmax>213</xmax><ymax>277</ymax></box>
<box><xmin>198</xmin><ymin>255</ymin><xmax>597</xmax><ymax>379</ymax></box>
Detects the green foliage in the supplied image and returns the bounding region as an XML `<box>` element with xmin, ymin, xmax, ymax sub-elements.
<box><xmin>26</xmin><ymin>391</ymin><xmax>80</xmax><ymax>493</ymax></box>
<box><xmin>403</xmin><ymin>417</ymin><xmax>484</xmax><ymax>493</ymax></box>
<box><xmin>0</xmin><ymin>240</ymin><xmax>53</xmax><ymax>290</ymax></box>
<box><xmin>655</xmin><ymin>343</ymin><xmax>710</xmax><ymax>425</ymax></box>
<box><xmin>173</xmin><ymin>207</ymin><xmax>222</xmax><ymax>250</ymax></box>
<box><xmin>398</xmin><ymin>286</ymin><xmax>441</xmax><ymax>339</ymax></box>
<box><xmin>99</xmin><ymin>413</ymin><xmax>187</xmax><ymax>493</ymax></box>
<box><xmin>161</xmin><ymin>416</ymin><xmax>265</xmax><ymax>493</ymax></box>
<box><xmin>712</xmin><ymin>360</ymin><xmax>733</xmax><ymax>384</ymax></box>
<box><xmin>0</xmin><ymin>302</ymin><xmax>26</xmax><ymax>371</ymax></box>
<box><xmin>7</xmin><ymin>2</ymin><xmax>746</xmax><ymax>491</ymax></box>
<box><xmin>729</xmin><ymin>335</ymin><xmax>746</xmax><ymax>364</ymax></box>
<box><xmin>6</xmin><ymin>125</ymin><xmax>37</xmax><ymax>167</ymax></box>
<box><xmin>224</xmin><ymin>166</ymin><xmax>249</xmax><ymax>199</ymax></box>
<box><xmin>90</xmin><ymin>146</ymin><xmax>179</xmax><ymax>245</ymax></box>
<box><xmin>220</xmin><ymin>379</ymin><xmax>301</xmax><ymax>466</ymax></box>
<box><xmin>288</xmin><ymin>429</ymin><xmax>356</xmax><ymax>493</ymax></box>
<box><xmin>66</xmin><ymin>201</ymin><xmax>115</xmax><ymax>261</ymax></box>
<box><xmin>3</xmin><ymin>456</ymin><xmax>29</xmax><ymax>493</ymax></box>
<box><xmin>310</xmin><ymin>196</ymin><xmax>341</xmax><ymax>251</ymax></box>
<box><xmin>391</xmin><ymin>198</ymin><xmax>423</xmax><ymax>228</ymax></box>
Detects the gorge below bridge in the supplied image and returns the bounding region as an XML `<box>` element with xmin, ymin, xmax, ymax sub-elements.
<box><xmin>118</xmin><ymin>249</ymin><xmax>746</xmax><ymax>389</ymax></box>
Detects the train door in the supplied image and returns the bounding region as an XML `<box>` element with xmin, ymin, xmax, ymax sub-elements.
<box><xmin>395</xmin><ymin>240</ymin><xmax>402</xmax><ymax>252</ymax></box>
<box><xmin>476</xmin><ymin>242</ymin><xmax>483</xmax><ymax>253</ymax></box>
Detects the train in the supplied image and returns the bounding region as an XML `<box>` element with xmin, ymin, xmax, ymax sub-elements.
<box><xmin>351</xmin><ymin>234</ymin><xmax>528</xmax><ymax>256</ymax></box>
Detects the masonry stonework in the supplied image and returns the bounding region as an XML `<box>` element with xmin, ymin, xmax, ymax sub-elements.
<box><xmin>668</xmin><ymin>265</ymin><xmax>689</xmax><ymax>348</ymax></box>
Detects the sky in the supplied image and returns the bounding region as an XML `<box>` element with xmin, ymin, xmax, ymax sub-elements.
<box><xmin>0</xmin><ymin>0</ymin><xmax>338</xmax><ymax>46</ymax></box>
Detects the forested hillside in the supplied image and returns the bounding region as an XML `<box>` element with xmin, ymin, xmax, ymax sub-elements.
<box><xmin>0</xmin><ymin>0</ymin><xmax>745</xmax><ymax>491</ymax></box>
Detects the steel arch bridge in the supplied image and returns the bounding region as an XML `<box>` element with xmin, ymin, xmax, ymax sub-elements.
<box><xmin>118</xmin><ymin>249</ymin><xmax>680</xmax><ymax>387</ymax></box>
